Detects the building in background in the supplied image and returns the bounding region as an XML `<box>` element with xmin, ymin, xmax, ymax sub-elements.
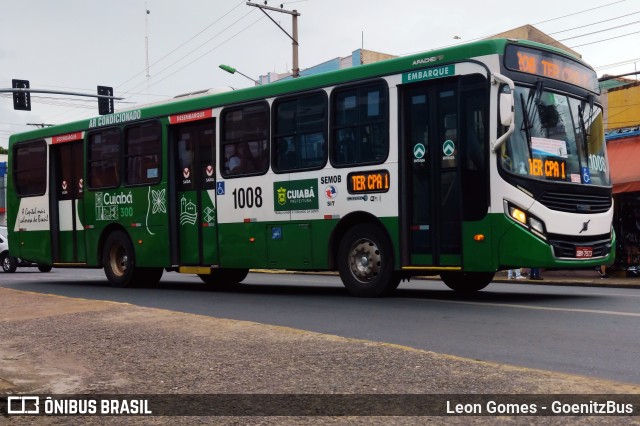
<box><xmin>259</xmin><ymin>49</ymin><xmax>397</xmax><ymax>84</ymax></box>
<box><xmin>601</xmin><ymin>78</ymin><xmax>640</xmax><ymax>272</ymax></box>
<box><xmin>488</xmin><ymin>24</ymin><xmax>581</xmax><ymax>58</ymax></box>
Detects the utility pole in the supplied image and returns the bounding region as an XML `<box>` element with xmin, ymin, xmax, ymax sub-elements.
<box><xmin>246</xmin><ymin>2</ymin><xmax>301</xmax><ymax>78</ymax></box>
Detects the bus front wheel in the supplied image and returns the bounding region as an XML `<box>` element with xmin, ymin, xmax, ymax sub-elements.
<box><xmin>103</xmin><ymin>231</ymin><xmax>136</xmax><ymax>288</ymax></box>
<box><xmin>338</xmin><ymin>223</ymin><xmax>400</xmax><ymax>297</ymax></box>
<box><xmin>440</xmin><ymin>271</ymin><xmax>494</xmax><ymax>293</ymax></box>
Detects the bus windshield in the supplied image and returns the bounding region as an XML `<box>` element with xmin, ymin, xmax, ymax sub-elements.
<box><xmin>500</xmin><ymin>86</ymin><xmax>610</xmax><ymax>186</ymax></box>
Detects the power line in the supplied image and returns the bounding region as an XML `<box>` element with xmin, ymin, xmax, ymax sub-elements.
<box><xmin>548</xmin><ymin>11</ymin><xmax>640</xmax><ymax>35</ymax></box>
<box><xmin>20</xmin><ymin>2</ymin><xmax>249</xmax><ymax>125</ymax></box>
<box><xmin>558</xmin><ymin>20</ymin><xmax>640</xmax><ymax>42</ymax></box>
<box><xmin>595</xmin><ymin>57</ymin><xmax>640</xmax><ymax>70</ymax></box>
<box><xmin>140</xmin><ymin>14</ymin><xmax>267</xmax><ymax>92</ymax></box>
<box><xmin>570</xmin><ymin>29</ymin><xmax>640</xmax><ymax>48</ymax></box>
<box><xmin>398</xmin><ymin>1</ymin><xmax>632</xmax><ymax>57</ymax></box>
<box><xmin>120</xmin><ymin>9</ymin><xmax>258</xmax><ymax>96</ymax></box>
<box><xmin>534</xmin><ymin>0</ymin><xmax>628</xmax><ymax>25</ymax></box>
<box><xmin>116</xmin><ymin>0</ymin><xmax>246</xmax><ymax>90</ymax></box>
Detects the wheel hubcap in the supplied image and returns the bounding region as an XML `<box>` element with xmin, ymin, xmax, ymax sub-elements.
<box><xmin>110</xmin><ymin>246</ymin><xmax>128</xmax><ymax>277</ymax></box>
<box><xmin>348</xmin><ymin>238</ymin><xmax>381</xmax><ymax>283</ymax></box>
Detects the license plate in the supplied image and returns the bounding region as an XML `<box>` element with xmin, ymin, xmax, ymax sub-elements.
<box><xmin>576</xmin><ymin>246</ymin><xmax>593</xmax><ymax>258</ymax></box>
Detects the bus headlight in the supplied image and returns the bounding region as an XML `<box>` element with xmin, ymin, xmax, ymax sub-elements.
<box><xmin>505</xmin><ymin>201</ymin><xmax>547</xmax><ymax>240</ymax></box>
<box><xmin>509</xmin><ymin>206</ymin><xmax>527</xmax><ymax>225</ymax></box>
<box><xmin>529</xmin><ymin>216</ymin><xmax>545</xmax><ymax>236</ymax></box>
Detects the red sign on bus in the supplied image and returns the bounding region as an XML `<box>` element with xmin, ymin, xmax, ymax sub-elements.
<box><xmin>169</xmin><ymin>109</ymin><xmax>213</xmax><ymax>124</ymax></box>
<box><xmin>52</xmin><ymin>132</ymin><xmax>83</xmax><ymax>144</ymax></box>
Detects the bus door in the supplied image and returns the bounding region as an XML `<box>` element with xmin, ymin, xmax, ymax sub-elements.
<box><xmin>171</xmin><ymin>120</ymin><xmax>218</xmax><ymax>266</ymax></box>
<box><xmin>401</xmin><ymin>81</ymin><xmax>462</xmax><ymax>267</ymax></box>
<box><xmin>51</xmin><ymin>141</ymin><xmax>86</xmax><ymax>263</ymax></box>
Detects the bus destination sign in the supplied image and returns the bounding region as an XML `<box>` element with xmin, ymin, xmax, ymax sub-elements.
<box><xmin>347</xmin><ymin>170</ymin><xmax>390</xmax><ymax>194</ymax></box>
<box><xmin>505</xmin><ymin>45</ymin><xmax>599</xmax><ymax>92</ymax></box>
<box><xmin>528</xmin><ymin>157</ymin><xmax>566</xmax><ymax>181</ymax></box>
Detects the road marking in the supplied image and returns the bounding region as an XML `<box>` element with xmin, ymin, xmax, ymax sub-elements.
<box><xmin>580</xmin><ymin>290</ymin><xmax>640</xmax><ymax>298</ymax></box>
<box><xmin>424</xmin><ymin>299</ymin><xmax>640</xmax><ymax>317</ymax></box>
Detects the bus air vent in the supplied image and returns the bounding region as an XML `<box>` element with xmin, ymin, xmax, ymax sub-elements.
<box><xmin>538</xmin><ymin>191</ymin><xmax>611</xmax><ymax>214</ymax></box>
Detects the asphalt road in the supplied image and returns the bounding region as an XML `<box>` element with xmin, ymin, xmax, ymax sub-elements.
<box><xmin>2</xmin><ymin>268</ymin><xmax>640</xmax><ymax>386</ymax></box>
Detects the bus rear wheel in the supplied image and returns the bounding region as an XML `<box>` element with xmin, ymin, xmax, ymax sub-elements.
<box><xmin>103</xmin><ymin>231</ymin><xmax>136</xmax><ymax>288</ymax></box>
<box><xmin>338</xmin><ymin>223</ymin><xmax>400</xmax><ymax>297</ymax></box>
<box><xmin>199</xmin><ymin>268</ymin><xmax>249</xmax><ymax>288</ymax></box>
<box><xmin>440</xmin><ymin>271</ymin><xmax>494</xmax><ymax>293</ymax></box>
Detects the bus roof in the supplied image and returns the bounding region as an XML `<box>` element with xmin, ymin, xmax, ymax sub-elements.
<box><xmin>9</xmin><ymin>38</ymin><xmax>591</xmax><ymax>145</ymax></box>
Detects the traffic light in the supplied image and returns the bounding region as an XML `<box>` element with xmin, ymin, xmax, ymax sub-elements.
<box><xmin>97</xmin><ymin>85</ymin><xmax>114</xmax><ymax>115</ymax></box>
<box><xmin>12</xmin><ymin>79</ymin><xmax>31</xmax><ymax>111</ymax></box>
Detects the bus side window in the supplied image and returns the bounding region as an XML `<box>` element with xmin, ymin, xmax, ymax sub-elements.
<box><xmin>220</xmin><ymin>102</ymin><xmax>269</xmax><ymax>178</ymax></box>
<box><xmin>124</xmin><ymin>121</ymin><xmax>161</xmax><ymax>186</ymax></box>
<box><xmin>13</xmin><ymin>140</ymin><xmax>47</xmax><ymax>197</ymax></box>
<box><xmin>273</xmin><ymin>91</ymin><xmax>327</xmax><ymax>172</ymax></box>
<box><xmin>88</xmin><ymin>128</ymin><xmax>121</xmax><ymax>189</ymax></box>
<box><xmin>331</xmin><ymin>81</ymin><xmax>388</xmax><ymax>167</ymax></box>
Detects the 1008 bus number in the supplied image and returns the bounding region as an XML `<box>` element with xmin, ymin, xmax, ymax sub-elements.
<box><xmin>232</xmin><ymin>187</ymin><xmax>263</xmax><ymax>209</ymax></box>
<box><xmin>588</xmin><ymin>154</ymin><xmax>606</xmax><ymax>172</ymax></box>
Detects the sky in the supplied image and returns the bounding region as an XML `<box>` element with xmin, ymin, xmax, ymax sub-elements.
<box><xmin>1</xmin><ymin>0</ymin><xmax>638</xmax><ymax>148</ymax></box>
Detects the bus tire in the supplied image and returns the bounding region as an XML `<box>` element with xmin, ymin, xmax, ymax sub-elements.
<box><xmin>134</xmin><ymin>267</ymin><xmax>164</xmax><ymax>287</ymax></box>
<box><xmin>440</xmin><ymin>271</ymin><xmax>494</xmax><ymax>292</ymax></box>
<box><xmin>37</xmin><ymin>265</ymin><xmax>52</xmax><ymax>273</ymax></box>
<box><xmin>1</xmin><ymin>254</ymin><xmax>17</xmax><ymax>273</ymax></box>
<box><xmin>338</xmin><ymin>223</ymin><xmax>400</xmax><ymax>297</ymax></box>
<box><xmin>103</xmin><ymin>231</ymin><xmax>136</xmax><ymax>288</ymax></box>
<box><xmin>199</xmin><ymin>268</ymin><xmax>249</xmax><ymax>287</ymax></box>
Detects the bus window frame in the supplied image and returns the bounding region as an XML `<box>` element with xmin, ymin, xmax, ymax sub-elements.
<box><xmin>87</xmin><ymin>126</ymin><xmax>122</xmax><ymax>190</ymax></box>
<box><xmin>329</xmin><ymin>78</ymin><xmax>390</xmax><ymax>169</ymax></box>
<box><xmin>13</xmin><ymin>139</ymin><xmax>47</xmax><ymax>197</ymax></box>
<box><xmin>122</xmin><ymin>119</ymin><xmax>163</xmax><ymax>187</ymax></box>
<box><xmin>219</xmin><ymin>100</ymin><xmax>270</xmax><ymax>179</ymax></box>
<box><xmin>272</xmin><ymin>89</ymin><xmax>329</xmax><ymax>174</ymax></box>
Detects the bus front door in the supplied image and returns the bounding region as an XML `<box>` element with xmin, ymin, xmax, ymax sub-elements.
<box><xmin>402</xmin><ymin>82</ymin><xmax>462</xmax><ymax>267</ymax></box>
<box><xmin>51</xmin><ymin>141</ymin><xmax>86</xmax><ymax>263</ymax></box>
<box><xmin>172</xmin><ymin>120</ymin><xmax>218</xmax><ymax>266</ymax></box>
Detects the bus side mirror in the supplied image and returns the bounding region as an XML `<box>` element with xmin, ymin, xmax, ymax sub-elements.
<box><xmin>491</xmin><ymin>73</ymin><xmax>515</xmax><ymax>152</ymax></box>
<box><xmin>499</xmin><ymin>91</ymin><xmax>514</xmax><ymax>127</ymax></box>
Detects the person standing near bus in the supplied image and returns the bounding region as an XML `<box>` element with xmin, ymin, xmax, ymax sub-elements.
<box><xmin>508</xmin><ymin>268</ymin><xmax>526</xmax><ymax>280</ymax></box>
<box><xmin>529</xmin><ymin>268</ymin><xmax>543</xmax><ymax>280</ymax></box>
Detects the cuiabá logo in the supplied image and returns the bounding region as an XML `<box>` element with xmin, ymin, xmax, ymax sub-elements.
<box><xmin>277</xmin><ymin>186</ymin><xmax>288</xmax><ymax>206</ymax></box>
<box><xmin>273</xmin><ymin>179</ymin><xmax>319</xmax><ymax>212</ymax></box>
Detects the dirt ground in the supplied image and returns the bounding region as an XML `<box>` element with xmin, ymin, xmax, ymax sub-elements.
<box><xmin>1</xmin><ymin>287</ymin><xmax>638</xmax><ymax>425</ymax></box>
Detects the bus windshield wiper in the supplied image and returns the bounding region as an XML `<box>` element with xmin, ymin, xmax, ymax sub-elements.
<box><xmin>520</xmin><ymin>81</ymin><xmax>544</xmax><ymax>159</ymax></box>
<box><xmin>520</xmin><ymin>93</ymin><xmax>534</xmax><ymax>159</ymax></box>
<box><xmin>578</xmin><ymin>94</ymin><xmax>595</xmax><ymax>162</ymax></box>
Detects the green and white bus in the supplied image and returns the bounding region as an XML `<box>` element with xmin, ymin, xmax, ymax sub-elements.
<box><xmin>7</xmin><ymin>38</ymin><xmax>614</xmax><ymax>296</ymax></box>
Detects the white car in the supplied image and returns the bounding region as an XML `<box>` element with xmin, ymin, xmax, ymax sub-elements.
<box><xmin>0</xmin><ymin>226</ymin><xmax>52</xmax><ymax>273</ymax></box>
